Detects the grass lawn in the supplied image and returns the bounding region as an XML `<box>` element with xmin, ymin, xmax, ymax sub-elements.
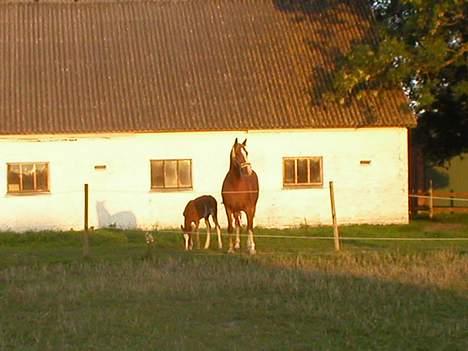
<box><xmin>0</xmin><ymin>214</ymin><xmax>467</xmax><ymax>350</ymax></box>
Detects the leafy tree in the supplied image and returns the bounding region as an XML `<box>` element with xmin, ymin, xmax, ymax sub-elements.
<box><xmin>332</xmin><ymin>0</ymin><xmax>467</xmax><ymax>165</ymax></box>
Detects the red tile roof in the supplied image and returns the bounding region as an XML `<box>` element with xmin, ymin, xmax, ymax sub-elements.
<box><xmin>0</xmin><ymin>0</ymin><xmax>416</xmax><ymax>135</ymax></box>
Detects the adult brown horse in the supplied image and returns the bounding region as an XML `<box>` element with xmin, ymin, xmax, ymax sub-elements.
<box><xmin>222</xmin><ymin>138</ymin><xmax>259</xmax><ymax>255</ymax></box>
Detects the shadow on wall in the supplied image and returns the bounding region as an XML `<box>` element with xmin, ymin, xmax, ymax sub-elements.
<box><xmin>96</xmin><ymin>201</ymin><xmax>137</xmax><ymax>229</ymax></box>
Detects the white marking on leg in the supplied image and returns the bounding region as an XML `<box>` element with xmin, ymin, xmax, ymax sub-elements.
<box><xmin>228</xmin><ymin>231</ymin><xmax>235</xmax><ymax>253</ymax></box>
<box><xmin>235</xmin><ymin>224</ymin><xmax>240</xmax><ymax>249</ymax></box>
<box><xmin>248</xmin><ymin>229</ymin><xmax>256</xmax><ymax>255</ymax></box>
<box><xmin>216</xmin><ymin>225</ymin><xmax>222</xmax><ymax>249</ymax></box>
<box><xmin>183</xmin><ymin>233</ymin><xmax>189</xmax><ymax>250</ymax></box>
<box><xmin>204</xmin><ymin>219</ymin><xmax>211</xmax><ymax>249</ymax></box>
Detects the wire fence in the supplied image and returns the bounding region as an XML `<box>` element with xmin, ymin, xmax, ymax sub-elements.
<box><xmin>1</xmin><ymin>184</ymin><xmax>467</xmax><ymax>244</ymax></box>
<box><xmin>152</xmin><ymin>229</ymin><xmax>468</xmax><ymax>242</ymax></box>
<box><xmin>409</xmin><ymin>194</ymin><xmax>468</xmax><ymax>202</ymax></box>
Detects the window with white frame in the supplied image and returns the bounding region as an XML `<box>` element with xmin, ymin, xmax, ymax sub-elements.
<box><xmin>7</xmin><ymin>162</ymin><xmax>49</xmax><ymax>194</ymax></box>
<box><xmin>283</xmin><ymin>157</ymin><xmax>323</xmax><ymax>187</ymax></box>
<box><xmin>150</xmin><ymin>159</ymin><xmax>192</xmax><ymax>190</ymax></box>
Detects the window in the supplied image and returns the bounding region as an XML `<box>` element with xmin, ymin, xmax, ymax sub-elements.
<box><xmin>151</xmin><ymin>159</ymin><xmax>192</xmax><ymax>190</ymax></box>
<box><xmin>7</xmin><ymin>162</ymin><xmax>49</xmax><ymax>194</ymax></box>
<box><xmin>283</xmin><ymin>157</ymin><xmax>323</xmax><ymax>187</ymax></box>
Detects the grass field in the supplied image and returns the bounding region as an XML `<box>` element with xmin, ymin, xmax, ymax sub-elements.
<box><xmin>1</xmin><ymin>215</ymin><xmax>467</xmax><ymax>350</ymax></box>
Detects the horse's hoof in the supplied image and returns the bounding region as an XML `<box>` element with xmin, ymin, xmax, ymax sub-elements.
<box><xmin>234</xmin><ymin>243</ymin><xmax>240</xmax><ymax>250</ymax></box>
<box><xmin>248</xmin><ymin>248</ymin><xmax>256</xmax><ymax>255</ymax></box>
<box><xmin>228</xmin><ymin>248</ymin><xmax>235</xmax><ymax>254</ymax></box>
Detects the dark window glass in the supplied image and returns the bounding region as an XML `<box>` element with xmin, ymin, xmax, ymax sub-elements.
<box><xmin>309</xmin><ymin>159</ymin><xmax>322</xmax><ymax>184</ymax></box>
<box><xmin>164</xmin><ymin>161</ymin><xmax>178</xmax><ymax>188</ymax></box>
<box><xmin>297</xmin><ymin>159</ymin><xmax>309</xmax><ymax>184</ymax></box>
<box><xmin>283</xmin><ymin>159</ymin><xmax>295</xmax><ymax>184</ymax></box>
<box><xmin>151</xmin><ymin>160</ymin><xmax>192</xmax><ymax>190</ymax></box>
<box><xmin>151</xmin><ymin>160</ymin><xmax>165</xmax><ymax>188</ymax></box>
<box><xmin>7</xmin><ymin>163</ymin><xmax>49</xmax><ymax>194</ymax></box>
<box><xmin>178</xmin><ymin>160</ymin><xmax>192</xmax><ymax>188</ymax></box>
<box><xmin>283</xmin><ymin>157</ymin><xmax>322</xmax><ymax>187</ymax></box>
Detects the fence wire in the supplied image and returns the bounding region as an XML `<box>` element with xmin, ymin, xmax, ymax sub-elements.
<box><xmin>409</xmin><ymin>194</ymin><xmax>468</xmax><ymax>202</ymax></box>
<box><xmin>1</xmin><ymin>187</ymin><xmax>467</xmax><ymax>243</ymax></box>
<box><xmin>152</xmin><ymin>230</ymin><xmax>468</xmax><ymax>242</ymax></box>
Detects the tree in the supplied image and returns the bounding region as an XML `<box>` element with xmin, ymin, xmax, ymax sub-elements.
<box><xmin>332</xmin><ymin>0</ymin><xmax>467</xmax><ymax>165</ymax></box>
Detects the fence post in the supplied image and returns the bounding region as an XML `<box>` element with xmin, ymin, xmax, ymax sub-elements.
<box><xmin>83</xmin><ymin>183</ymin><xmax>90</xmax><ymax>257</ymax></box>
<box><xmin>329</xmin><ymin>181</ymin><xmax>341</xmax><ymax>251</ymax></box>
<box><xmin>428</xmin><ymin>179</ymin><xmax>433</xmax><ymax>219</ymax></box>
<box><xmin>450</xmin><ymin>189</ymin><xmax>454</xmax><ymax>214</ymax></box>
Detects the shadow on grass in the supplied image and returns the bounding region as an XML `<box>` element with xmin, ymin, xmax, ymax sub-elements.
<box><xmin>1</xmin><ymin>248</ymin><xmax>467</xmax><ymax>350</ymax></box>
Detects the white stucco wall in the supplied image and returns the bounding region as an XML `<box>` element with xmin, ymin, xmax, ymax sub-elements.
<box><xmin>0</xmin><ymin>128</ymin><xmax>409</xmax><ymax>231</ymax></box>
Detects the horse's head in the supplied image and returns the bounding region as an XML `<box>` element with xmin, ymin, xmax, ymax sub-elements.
<box><xmin>231</xmin><ymin>138</ymin><xmax>252</xmax><ymax>176</ymax></box>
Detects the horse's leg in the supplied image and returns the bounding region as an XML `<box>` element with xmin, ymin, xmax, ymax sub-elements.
<box><xmin>213</xmin><ymin>215</ymin><xmax>223</xmax><ymax>249</ymax></box>
<box><xmin>188</xmin><ymin>232</ymin><xmax>193</xmax><ymax>250</ymax></box>
<box><xmin>225</xmin><ymin>208</ymin><xmax>235</xmax><ymax>253</ymax></box>
<box><xmin>246</xmin><ymin>208</ymin><xmax>256</xmax><ymax>255</ymax></box>
<box><xmin>204</xmin><ymin>218</ymin><xmax>211</xmax><ymax>249</ymax></box>
<box><xmin>234</xmin><ymin>213</ymin><xmax>241</xmax><ymax>250</ymax></box>
<box><xmin>194</xmin><ymin>221</ymin><xmax>200</xmax><ymax>249</ymax></box>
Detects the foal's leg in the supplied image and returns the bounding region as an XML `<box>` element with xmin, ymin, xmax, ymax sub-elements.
<box><xmin>204</xmin><ymin>218</ymin><xmax>211</xmax><ymax>249</ymax></box>
<box><xmin>194</xmin><ymin>222</ymin><xmax>200</xmax><ymax>249</ymax></box>
<box><xmin>246</xmin><ymin>209</ymin><xmax>256</xmax><ymax>255</ymax></box>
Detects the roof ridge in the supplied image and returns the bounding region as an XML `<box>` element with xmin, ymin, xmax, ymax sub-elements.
<box><xmin>2</xmin><ymin>0</ymin><xmax>208</xmax><ymax>3</ymax></box>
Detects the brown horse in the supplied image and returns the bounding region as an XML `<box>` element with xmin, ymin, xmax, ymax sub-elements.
<box><xmin>181</xmin><ymin>195</ymin><xmax>222</xmax><ymax>250</ymax></box>
<box><xmin>221</xmin><ymin>138</ymin><xmax>259</xmax><ymax>254</ymax></box>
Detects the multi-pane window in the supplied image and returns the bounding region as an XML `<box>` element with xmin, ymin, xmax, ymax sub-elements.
<box><xmin>283</xmin><ymin>157</ymin><xmax>323</xmax><ymax>187</ymax></box>
<box><xmin>151</xmin><ymin>159</ymin><xmax>192</xmax><ymax>190</ymax></box>
<box><xmin>7</xmin><ymin>162</ymin><xmax>49</xmax><ymax>194</ymax></box>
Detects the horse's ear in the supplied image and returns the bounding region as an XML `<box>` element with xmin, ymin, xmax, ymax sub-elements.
<box><xmin>242</xmin><ymin>138</ymin><xmax>247</xmax><ymax>146</ymax></box>
<box><xmin>234</xmin><ymin>137</ymin><xmax>238</xmax><ymax>145</ymax></box>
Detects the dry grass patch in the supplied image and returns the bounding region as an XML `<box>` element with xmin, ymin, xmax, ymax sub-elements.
<box><xmin>1</xmin><ymin>252</ymin><xmax>467</xmax><ymax>351</ymax></box>
<box><xmin>1</xmin><ymin>217</ymin><xmax>468</xmax><ymax>350</ymax></box>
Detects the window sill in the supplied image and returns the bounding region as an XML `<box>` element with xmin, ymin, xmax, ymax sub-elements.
<box><xmin>150</xmin><ymin>188</ymin><xmax>193</xmax><ymax>193</ymax></box>
<box><xmin>6</xmin><ymin>191</ymin><xmax>51</xmax><ymax>197</ymax></box>
<box><xmin>282</xmin><ymin>184</ymin><xmax>323</xmax><ymax>190</ymax></box>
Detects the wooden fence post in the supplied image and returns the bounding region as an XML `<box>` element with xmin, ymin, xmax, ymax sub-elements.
<box><xmin>83</xmin><ymin>183</ymin><xmax>90</xmax><ymax>257</ymax></box>
<box><xmin>450</xmin><ymin>189</ymin><xmax>454</xmax><ymax>214</ymax></box>
<box><xmin>329</xmin><ymin>181</ymin><xmax>341</xmax><ymax>251</ymax></box>
<box><xmin>428</xmin><ymin>179</ymin><xmax>433</xmax><ymax>219</ymax></box>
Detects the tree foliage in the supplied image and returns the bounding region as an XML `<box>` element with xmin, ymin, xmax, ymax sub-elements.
<box><xmin>333</xmin><ymin>0</ymin><xmax>467</xmax><ymax>165</ymax></box>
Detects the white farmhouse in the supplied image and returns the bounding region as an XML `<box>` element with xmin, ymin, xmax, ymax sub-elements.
<box><xmin>0</xmin><ymin>0</ymin><xmax>416</xmax><ymax>231</ymax></box>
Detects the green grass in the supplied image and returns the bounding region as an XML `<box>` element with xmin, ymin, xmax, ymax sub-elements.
<box><xmin>0</xmin><ymin>214</ymin><xmax>467</xmax><ymax>350</ymax></box>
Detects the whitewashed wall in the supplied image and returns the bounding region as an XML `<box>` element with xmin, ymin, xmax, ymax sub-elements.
<box><xmin>0</xmin><ymin>128</ymin><xmax>409</xmax><ymax>231</ymax></box>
